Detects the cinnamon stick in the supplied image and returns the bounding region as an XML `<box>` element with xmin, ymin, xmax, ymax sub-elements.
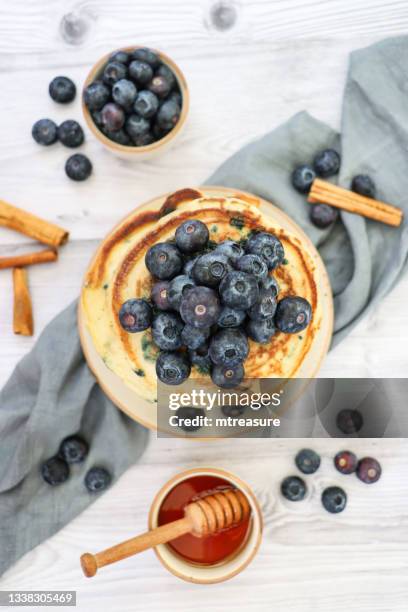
<box><xmin>0</xmin><ymin>199</ymin><xmax>69</xmax><ymax>247</ymax></box>
<box><xmin>13</xmin><ymin>268</ymin><xmax>34</xmax><ymax>336</ymax></box>
<box><xmin>0</xmin><ymin>247</ymin><xmax>57</xmax><ymax>271</ymax></box>
<box><xmin>308</xmin><ymin>179</ymin><xmax>403</xmax><ymax>227</ymax></box>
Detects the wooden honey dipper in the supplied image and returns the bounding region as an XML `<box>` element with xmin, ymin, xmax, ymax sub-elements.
<box><xmin>80</xmin><ymin>488</ymin><xmax>250</xmax><ymax>577</ymax></box>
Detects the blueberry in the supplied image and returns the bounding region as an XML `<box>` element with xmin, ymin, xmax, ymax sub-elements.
<box><xmin>336</xmin><ymin>409</ymin><xmax>363</xmax><ymax>435</ymax></box>
<box><xmin>151</xmin><ymin>281</ymin><xmax>171</xmax><ymax>310</ymax></box>
<box><xmin>148</xmin><ymin>75</ymin><xmax>172</xmax><ymax>99</ymax></box>
<box><xmin>85</xmin><ymin>467</ymin><xmax>112</xmax><ymax>493</ymax></box>
<box><xmin>281</xmin><ymin>476</ymin><xmax>307</xmax><ymax>502</ymax></box>
<box><xmin>189</xmin><ymin>342</ymin><xmax>212</xmax><ymax>373</ymax></box>
<box><xmin>65</xmin><ymin>154</ymin><xmax>92</xmax><ymax>181</ymax></box>
<box><xmin>145</xmin><ymin>242</ymin><xmax>183</xmax><ymax>280</ymax></box>
<box><xmin>334</xmin><ymin>450</ymin><xmax>358</xmax><ymax>475</ymax></box>
<box><xmin>156</xmin><ymin>99</ymin><xmax>180</xmax><ymax>129</ymax></box>
<box><xmin>217</xmin><ymin>306</ymin><xmax>246</xmax><ymax>328</ymax></box>
<box><xmin>209</xmin><ymin>328</ymin><xmax>248</xmax><ymax>366</ymax></box>
<box><xmin>49</xmin><ymin>76</ymin><xmax>76</xmax><ymax>103</ymax></box>
<box><xmin>246</xmin><ymin>317</ymin><xmax>276</xmax><ymax>344</ymax></box>
<box><xmin>119</xmin><ymin>298</ymin><xmax>152</xmax><ymax>333</ymax></box>
<box><xmin>211</xmin><ymin>362</ymin><xmax>245</xmax><ymax>389</ymax></box>
<box><xmin>291</xmin><ymin>164</ymin><xmax>316</xmax><ymax>194</ymax></box>
<box><xmin>167</xmin><ymin>275</ymin><xmax>195</xmax><ymax>310</ymax></box>
<box><xmin>112</xmin><ymin>79</ymin><xmax>137</xmax><ymax>109</ymax></box>
<box><xmin>152</xmin><ymin>312</ymin><xmax>183</xmax><ymax>350</ymax></box>
<box><xmin>262</xmin><ymin>275</ymin><xmax>280</xmax><ymax>297</ymax></box>
<box><xmin>192</xmin><ymin>253</ymin><xmax>232</xmax><ymax>288</ymax></box>
<box><xmin>219</xmin><ymin>271</ymin><xmax>259</xmax><ymax>310</ymax></box>
<box><xmin>214</xmin><ymin>240</ymin><xmax>245</xmax><ymax>265</ymax></box>
<box><xmin>275</xmin><ymin>297</ymin><xmax>312</xmax><ymax>334</ymax></box>
<box><xmin>132</xmin><ymin>48</ymin><xmax>160</xmax><ymax>69</ymax></box>
<box><xmin>84</xmin><ymin>81</ymin><xmax>110</xmax><ymax>111</ymax></box>
<box><xmin>59</xmin><ymin>435</ymin><xmax>89</xmax><ymax>464</ymax></box>
<box><xmin>175</xmin><ymin>406</ymin><xmax>205</xmax><ymax>432</ymax></box>
<box><xmin>313</xmin><ymin>149</ymin><xmax>341</xmax><ymax>178</ymax></box>
<box><xmin>245</xmin><ymin>232</ymin><xmax>285</xmax><ymax>270</ymax></box>
<box><xmin>351</xmin><ymin>174</ymin><xmax>376</xmax><ymax>198</ymax></box>
<box><xmin>125</xmin><ymin>114</ymin><xmax>151</xmax><ymax>142</ymax></box>
<box><xmin>152</xmin><ymin>121</ymin><xmax>171</xmax><ymax>141</ymax></box>
<box><xmin>110</xmin><ymin>50</ymin><xmax>130</xmax><ymax>65</ymax></box>
<box><xmin>101</xmin><ymin>103</ymin><xmax>125</xmax><ymax>132</ymax></box>
<box><xmin>91</xmin><ymin>110</ymin><xmax>104</xmax><ymax>128</ymax></box>
<box><xmin>156</xmin><ymin>351</ymin><xmax>191</xmax><ymax>385</ymax></box>
<box><xmin>32</xmin><ymin>119</ymin><xmax>58</xmax><ymax>146</ymax></box>
<box><xmin>295</xmin><ymin>448</ymin><xmax>321</xmax><ymax>474</ymax></box>
<box><xmin>175</xmin><ymin>220</ymin><xmax>209</xmax><ymax>254</ymax></box>
<box><xmin>183</xmin><ymin>257</ymin><xmax>198</xmax><ymax>277</ymax></box>
<box><xmin>310</xmin><ymin>204</ymin><xmax>338</xmax><ymax>229</ymax></box>
<box><xmin>248</xmin><ymin>287</ymin><xmax>277</xmax><ymax>321</ymax></box>
<box><xmin>134</xmin><ymin>90</ymin><xmax>159</xmax><ymax>118</ymax></box>
<box><xmin>41</xmin><ymin>456</ymin><xmax>70</xmax><ymax>486</ymax></box>
<box><xmin>356</xmin><ymin>457</ymin><xmax>382</xmax><ymax>484</ymax></box>
<box><xmin>129</xmin><ymin>60</ymin><xmax>154</xmax><ymax>85</ymax></box>
<box><xmin>58</xmin><ymin>120</ymin><xmax>84</xmax><ymax>148</ymax></box>
<box><xmin>321</xmin><ymin>486</ymin><xmax>347</xmax><ymax>513</ymax></box>
<box><xmin>133</xmin><ymin>132</ymin><xmax>154</xmax><ymax>147</ymax></box>
<box><xmin>221</xmin><ymin>404</ymin><xmax>246</xmax><ymax>417</ymax></box>
<box><xmin>236</xmin><ymin>254</ymin><xmax>268</xmax><ymax>282</ymax></box>
<box><xmin>180</xmin><ymin>286</ymin><xmax>221</xmax><ymax>328</ymax></box>
<box><xmin>103</xmin><ymin>61</ymin><xmax>127</xmax><ymax>86</ymax></box>
<box><xmin>168</xmin><ymin>90</ymin><xmax>182</xmax><ymax>107</ymax></box>
<box><xmin>103</xmin><ymin>128</ymin><xmax>131</xmax><ymax>146</ymax></box>
<box><xmin>181</xmin><ymin>324</ymin><xmax>210</xmax><ymax>350</ymax></box>
<box><xmin>156</xmin><ymin>64</ymin><xmax>177</xmax><ymax>89</ymax></box>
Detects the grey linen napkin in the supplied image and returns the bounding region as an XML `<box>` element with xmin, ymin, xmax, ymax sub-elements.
<box><xmin>1</xmin><ymin>35</ymin><xmax>408</xmax><ymax>575</ymax></box>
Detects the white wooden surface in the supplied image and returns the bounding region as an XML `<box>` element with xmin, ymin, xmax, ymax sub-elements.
<box><xmin>1</xmin><ymin>1</ymin><xmax>408</xmax><ymax>610</ymax></box>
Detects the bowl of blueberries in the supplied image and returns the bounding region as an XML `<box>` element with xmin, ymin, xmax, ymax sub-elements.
<box><xmin>82</xmin><ymin>46</ymin><xmax>189</xmax><ymax>158</ymax></box>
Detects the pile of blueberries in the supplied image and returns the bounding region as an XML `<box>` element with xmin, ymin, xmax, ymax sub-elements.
<box><xmin>281</xmin><ymin>448</ymin><xmax>382</xmax><ymax>514</ymax></box>
<box><xmin>32</xmin><ymin>76</ymin><xmax>92</xmax><ymax>181</ymax></box>
<box><xmin>41</xmin><ymin>434</ymin><xmax>112</xmax><ymax>492</ymax></box>
<box><xmin>118</xmin><ymin>219</ymin><xmax>313</xmax><ymax>389</ymax></box>
<box><xmin>83</xmin><ymin>47</ymin><xmax>182</xmax><ymax>147</ymax></box>
<box><xmin>291</xmin><ymin>148</ymin><xmax>377</xmax><ymax>228</ymax></box>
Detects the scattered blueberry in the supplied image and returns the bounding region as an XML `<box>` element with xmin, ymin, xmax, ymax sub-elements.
<box><xmin>219</xmin><ymin>271</ymin><xmax>259</xmax><ymax>310</ymax></box>
<box><xmin>351</xmin><ymin>174</ymin><xmax>376</xmax><ymax>198</ymax></box>
<box><xmin>49</xmin><ymin>76</ymin><xmax>76</xmax><ymax>104</ymax></box>
<box><xmin>336</xmin><ymin>409</ymin><xmax>363</xmax><ymax>435</ymax></box>
<box><xmin>310</xmin><ymin>204</ymin><xmax>338</xmax><ymax>229</ymax></box>
<box><xmin>152</xmin><ymin>312</ymin><xmax>183</xmax><ymax>350</ymax></box>
<box><xmin>175</xmin><ymin>220</ymin><xmax>209</xmax><ymax>254</ymax></box>
<box><xmin>180</xmin><ymin>286</ymin><xmax>221</xmax><ymax>328</ymax></box>
<box><xmin>103</xmin><ymin>61</ymin><xmax>127</xmax><ymax>86</ymax></box>
<box><xmin>148</xmin><ymin>75</ymin><xmax>172</xmax><ymax>99</ymax></box>
<box><xmin>245</xmin><ymin>232</ymin><xmax>285</xmax><ymax>270</ymax></box>
<box><xmin>321</xmin><ymin>486</ymin><xmax>347</xmax><ymax>513</ymax></box>
<box><xmin>334</xmin><ymin>450</ymin><xmax>358</xmax><ymax>475</ymax></box>
<box><xmin>145</xmin><ymin>242</ymin><xmax>183</xmax><ymax>279</ymax></box>
<box><xmin>275</xmin><ymin>297</ymin><xmax>312</xmax><ymax>334</ymax></box>
<box><xmin>112</xmin><ymin>79</ymin><xmax>137</xmax><ymax>110</ymax></box>
<box><xmin>313</xmin><ymin>149</ymin><xmax>341</xmax><ymax>178</ymax></box>
<box><xmin>156</xmin><ymin>351</ymin><xmax>191</xmax><ymax>385</ymax></box>
<box><xmin>58</xmin><ymin>120</ymin><xmax>84</xmax><ymax>148</ymax></box>
<box><xmin>134</xmin><ymin>90</ymin><xmax>159</xmax><ymax>118</ymax></box>
<box><xmin>167</xmin><ymin>275</ymin><xmax>195</xmax><ymax>310</ymax></box>
<box><xmin>246</xmin><ymin>317</ymin><xmax>276</xmax><ymax>344</ymax></box>
<box><xmin>209</xmin><ymin>328</ymin><xmax>248</xmax><ymax>366</ymax></box>
<box><xmin>126</xmin><ymin>114</ymin><xmax>151</xmax><ymax>142</ymax></box>
<box><xmin>181</xmin><ymin>324</ymin><xmax>210</xmax><ymax>350</ymax></box>
<box><xmin>295</xmin><ymin>448</ymin><xmax>321</xmax><ymax>474</ymax></box>
<box><xmin>65</xmin><ymin>154</ymin><xmax>92</xmax><ymax>181</ymax></box>
<box><xmin>175</xmin><ymin>406</ymin><xmax>205</xmax><ymax>432</ymax></box>
<box><xmin>192</xmin><ymin>252</ymin><xmax>232</xmax><ymax>288</ymax></box>
<box><xmin>32</xmin><ymin>119</ymin><xmax>58</xmax><ymax>146</ymax></box>
<box><xmin>85</xmin><ymin>467</ymin><xmax>112</xmax><ymax>493</ymax></box>
<box><xmin>356</xmin><ymin>457</ymin><xmax>382</xmax><ymax>484</ymax></box>
<box><xmin>281</xmin><ymin>476</ymin><xmax>307</xmax><ymax>502</ymax></box>
<box><xmin>211</xmin><ymin>362</ymin><xmax>245</xmax><ymax>389</ymax></box>
<box><xmin>129</xmin><ymin>60</ymin><xmax>154</xmax><ymax>85</ymax></box>
<box><xmin>59</xmin><ymin>435</ymin><xmax>89</xmax><ymax>464</ymax></box>
<box><xmin>119</xmin><ymin>298</ymin><xmax>152</xmax><ymax>333</ymax></box>
<box><xmin>83</xmin><ymin>81</ymin><xmax>110</xmax><ymax>111</ymax></box>
<box><xmin>41</xmin><ymin>456</ymin><xmax>70</xmax><ymax>486</ymax></box>
<box><xmin>151</xmin><ymin>281</ymin><xmax>171</xmax><ymax>311</ymax></box>
<box><xmin>217</xmin><ymin>306</ymin><xmax>246</xmax><ymax>328</ymax></box>
<box><xmin>291</xmin><ymin>164</ymin><xmax>316</xmax><ymax>194</ymax></box>
<box><xmin>132</xmin><ymin>48</ymin><xmax>160</xmax><ymax>68</ymax></box>
<box><xmin>236</xmin><ymin>254</ymin><xmax>268</xmax><ymax>282</ymax></box>
<box><xmin>156</xmin><ymin>99</ymin><xmax>180</xmax><ymax>129</ymax></box>
<box><xmin>248</xmin><ymin>288</ymin><xmax>277</xmax><ymax>321</ymax></box>
<box><xmin>214</xmin><ymin>240</ymin><xmax>245</xmax><ymax>264</ymax></box>
<box><xmin>101</xmin><ymin>103</ymin><xmax>125</xmax><ymax>132</ymax></box>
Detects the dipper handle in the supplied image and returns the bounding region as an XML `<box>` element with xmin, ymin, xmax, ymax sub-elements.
<box><xmin>81</xmin><ymin>516</ymin><xmax>191</xmax><ymax>577</ymax></box>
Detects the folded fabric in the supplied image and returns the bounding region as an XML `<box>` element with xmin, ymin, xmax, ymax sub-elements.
<box><xmin>2</xmin><ymin>35</ymin><xmax>408</xmax><ymax>576</ymax></box>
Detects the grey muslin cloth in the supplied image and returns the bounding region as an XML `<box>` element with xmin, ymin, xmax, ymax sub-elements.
<box><xmin>2</xmin><ymin>35</ymin><xmax>408</xmax><ymax>575</ymax></box>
